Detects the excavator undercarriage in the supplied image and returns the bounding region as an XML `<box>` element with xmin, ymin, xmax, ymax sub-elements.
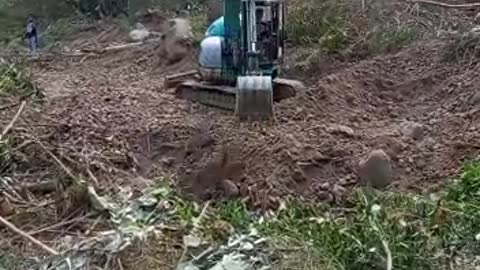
<box><xmin>165</xmin><ymin>70</ymin><xmax>302</xmax><ymax>117</ymax></box>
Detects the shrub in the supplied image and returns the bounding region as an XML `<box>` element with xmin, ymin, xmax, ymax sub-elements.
<box><xmin>285</xmin><ymin>0</ymin><xmax>349</xmax><ymax>54</ymax></box>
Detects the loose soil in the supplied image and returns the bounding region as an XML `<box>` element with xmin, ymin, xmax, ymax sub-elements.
<box><xmin>24</xmin><ymin>33</ymin><xmax>479</xmax><ymax>210</ymax></box>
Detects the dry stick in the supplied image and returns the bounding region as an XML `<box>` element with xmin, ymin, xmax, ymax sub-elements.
<box><xmin>1</xmin><ymin>101</ymin><xmax>26</xmax><ymax>140</ymax></box>
<box><xmin>407</xmin><ymin>0</ymin><xmax>480</xmax><ymax>8</ymax></box>
<box><xmin>26</xmin><ymin>213</ymin><xmax>95</xmax><ymax>236</ymax></box>
<box><xmin>0</xmin><ymin>215</ymin><xmax>59</xmax><ymax>255</ymax></box>
<box><xmin>0</xmin><ymin>101</ymin><xmax>22</xmax><ymax>112</ymax></box>
<box><xmin>33</xmin><ymin>138</ymin><xmax>78</xmax><ymax>182</ymax></box>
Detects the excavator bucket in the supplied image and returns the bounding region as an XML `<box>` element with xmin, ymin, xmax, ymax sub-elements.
<box><xmin>235</xmin><ymin>76</ymin><xmax>273</xmax><ymax>120</ymax></box>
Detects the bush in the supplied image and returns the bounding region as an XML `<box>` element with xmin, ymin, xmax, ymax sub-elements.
<box><xmin>0</xmin><ymin>61</ymin><xmax>36</xmax><ymax>97</ymax></box>
<box><xmin>286</xmin><ymin>0</ymin><xmax>349</xmax><ymax>54</ymax></box>
<box><xmin>259</xmin><ymin>160</ymin><xmax>480</xmax><ymax>270</ymax></box>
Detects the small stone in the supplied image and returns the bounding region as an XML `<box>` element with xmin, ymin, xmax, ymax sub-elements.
<box><xmin>317</xmin><ymin>190</ymin><xmax>334</xmax><ymax>202</ymax></box>
<box><xmin>471</xmin><ymin>91</ymin><xmax>480</xmax><ymax>106</ymax></box>
<box><xmin>319</xmin><ymin>182</ymin><xmax>331</xmax><ymax>190</ymax></box>
<box><xmin>400</xmin><ymin>121</ymin><xmax>425</xmax><ymax>141</ymax></box>
<box><xmin>339</xmin><ymin>177</ymin><xmax>351</xmax><ymax>186</ymax></box>
<box><xmin>331</xmin><ymin>184</ymin><xmax>347</xmax><ymax>199</ymax></box>
<box><xmin>221</xmin><ymin>179</ymin><xmax>239</xmax><ymax>197</ymax></box>
<box><xmin>416</xmin><ymin>158</ymin><xmax>426</xmax><ymax>169</ymax></box>
<box><xmin>313</xmin><ymin>152</ymin><xmax>330</xmax><ymax>162</ymax></box>
<box><xmin>0</xmin><ymin>196</ymin><xmax>14</xmax><ymax>217</ymax></box>
<box><xmin>327</xmin><ymin>124</ymin><xmax>355</xmax><ymax>137</ymax></box>
<box><xmin>359</xmin><ymin>149</ymin><xmax>393</xmax><ymax>189</ymax></box>
<box><xmin>161</xmin><ymin>157</ymin><xmax>175</xmax><ymax>167</ymax></box>
<box><xmin>292</xmin><ymin>170</ymin><xmax>308</xmax><ymax>183</ymax></box>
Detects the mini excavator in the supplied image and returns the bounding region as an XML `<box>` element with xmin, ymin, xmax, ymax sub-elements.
<box><xmin>164</xmin><ymin>0</ymin><xmax>304</xmax><ymax>120</ymax></box>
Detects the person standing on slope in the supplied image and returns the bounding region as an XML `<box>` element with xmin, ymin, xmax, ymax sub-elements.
<box><xmin>24</xmin><ymin>18</ymin><xmax>38</xmax><ymax>57</ymax></box>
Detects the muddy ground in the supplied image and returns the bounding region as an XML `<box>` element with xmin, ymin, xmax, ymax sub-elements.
<box><xmin>22</xmin><ymin>29</ymin><xmax>478</xmax><ymax>210</ymax></box>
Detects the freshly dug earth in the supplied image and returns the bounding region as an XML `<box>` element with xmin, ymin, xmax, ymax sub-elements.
<box><xmin>29</xmin><ymin>37</ymin><xmax>479</xmax><ymax>209</ymax></box>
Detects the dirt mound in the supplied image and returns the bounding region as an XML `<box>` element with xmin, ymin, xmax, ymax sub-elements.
<box><xmin>27</xmin><ymin>32</ymin><xmax>479</xmax><ymax>209</ymax></box>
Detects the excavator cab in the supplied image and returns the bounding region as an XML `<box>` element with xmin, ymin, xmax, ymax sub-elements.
<box><xmin>165</xmin><ymin>0</ymin><xmax>303</xmax><ymax>120</ymax></box>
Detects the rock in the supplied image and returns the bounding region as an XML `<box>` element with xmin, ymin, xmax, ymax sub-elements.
<box><xmin>129</xmin><ymin>23</ymin><xmax>150</xmax><ymax>41</ymax></box>
<box><xmin>162</xmin><ymin>18</ymin><xmax>194</xmax><ymax>63</ymax></box>
<box><xmin>317</xmin><ymin>190</ymin><xmax>334</xmax><ymax>202</ymax></box>
<box><xmin>470</xmin><ymin>91</ymin><xmax>480</xmax><ymax>106</ymax></box>
<box><xmin>221</xmin><ymin>179</ymin><xmax>239</xmax><ymax>197</ymax></box>
<box><xmin>319</xmin><ymin>182</ymin><xmax>331</xmax><ymax>190</ymax></box>
<box><xmin>359</xmin><ymin>149</ymin><xmax>393</xmax><ymax>189</ymax></box>
<box><xmin>292</xmin><ymin>170</ymin><xmax>308</xmax><ymax>183</ymax></box>
<box><xmin>0</xmin><ymin>196</ymin><xmax>14</xmax><ymax>217</ymax></box>
<box><xmin>165</xmin><ymin>18</ymin><xmax>193</xmax><ymax>42</ymax></box>
<box><xmin>400</xmin><ymin>121</ymin><xmax>424</xmax><ymax>141</ymax></box>
<box><xmin>160</xmin><ymin>157</ymin><xmax>175</xmax><ymax>167</ymax></box>
<box><xmin>327</xmin><ymin>124</ymin><xmax>355</xmax><ymax>137</ymax></box>
<box><xmin>331</xmin><ymin>184</ymin><xmax>346</xmax><ymax>199</ymax></box>
<box><xmin>415</xmin><ymin>157</ymin><xmax>426</xmax><ymax>169</ymax></box>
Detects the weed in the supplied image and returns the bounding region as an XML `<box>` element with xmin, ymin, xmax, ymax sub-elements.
<box><xmin>215</xmin><ymin>199</ymin><xmax>252</xmax><ymax>231</ymax></box>
<box><xmin>176</xmin><ymin>199</ymin><xmax>200</xmax><ymax>225</ymax></box>
<box><xmin>368</xmin><ymin>25</ymin><xmax>417</xmax><ymax>54</ymax></box>
<box><xmin>0</xmin><ymin>61</ymin><xmax>37</xmax><ymax>98</ymax></box>
<box><xmin>189</xmin><ymin>11</ymin><xmax>207</xmax><ymax>44</ymax></box>
<box><xmin>443</xmin><ymin>32</ymin><xmax>480</xmax><ymax>64</ymax></box>
<box><xmin>0</xmin><ymin>253</ymin><xmax>24</xmax><ymax>270</ymax></box>
<box><xmin>258</xmin><ymin>161</ymin><xmax>480</xmax><ymax>270</ymax></box>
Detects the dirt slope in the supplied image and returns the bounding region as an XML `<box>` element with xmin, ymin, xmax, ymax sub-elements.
<box><xmin>28</xmin><ymin>34</ymin><xmax>479</xmax><ymax>209</ymax></box>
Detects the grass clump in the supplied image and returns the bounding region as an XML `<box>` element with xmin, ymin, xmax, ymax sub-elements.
<box><xmin>257</xmin><ymin>160</ymin><xmax>480</xmax><ymax>270</ymax></box>
<box><xmin>368</xmin><ymin>25</ymin><xmax>417</xmax><ymax>54</ymax></box>
<box><xmin>443</xmin><ymin>32</ymin><xmax>480</xmax><ymax>64</ymax></box>
<box><xmin>215</xmin><ymin>199</ymin><xmax>252</xmax><ymax>231</ymax></box>
<box><xmin>0</xmin><ymin>60</ymin><xmax>37</xmax><ymax>98</ymax></box>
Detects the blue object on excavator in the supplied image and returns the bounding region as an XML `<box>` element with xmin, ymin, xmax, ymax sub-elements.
<box><xmin>205</xmin><ymin>16</ymin><xmax>225</xmax><ymax>37</ymax></box>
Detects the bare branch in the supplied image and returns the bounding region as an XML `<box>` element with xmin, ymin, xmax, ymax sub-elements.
<box><xmin>408</xmin><ymin>0</ymin><xmax>480</xmax><ymax>8</ymax></box>
<box><xmin>0</xmin><ymin>215</ymin><xmax>59</xmax><ymax>255</ymax></box>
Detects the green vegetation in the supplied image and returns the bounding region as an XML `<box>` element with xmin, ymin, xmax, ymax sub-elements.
<box><xmin>0</xmin><ymin>0</ymin><xmax>73</xmax><ymax>45</ymax></box>
<box><xmin>368</xmin><ymin>26</ymin><xmax>417</xmax><ymax>54</ymax></box>
<box><xmin>0</xmin><ymin>61</ymin><xmax>35</xmax><ymax>97</ymax></box>
<box><xmin>146</xmin><ymin>162</ymin><xmax>480</xmax><ymax>269</ymax></box>
<box><xmin>285</xmin><ymin>0</ymin><xmax>418</xmax><ymax>56</ymax></box>
<box><xmin>286</xmin><ymin>0</ymin><xmax>348</xmax><ymax>54</ymax></box>
<box><xmin>141</xmin><ymin>161</ymin><xmax>480</xmax><ymax>269</ymax></box>
<box><xmin>257</xmin><ymin>161</ymin><xmax>480</xmax><ymax>269</ymax></box>
<box><xmin>443</xmin><ymin>32</ymin><xmax>480</xmax><ymax>64</ymax></box>
<box><xmin>0</xmin><ymin>254</ymin><xmax>23</xmax><ymax>270</ymax></box>
<box><xmin>0</xmin><ymin>60</ymin><xmax>43</xmax><ymax>109</ymax></box>
<box><xmin>189</xmin><ymin>11</ymin><xmax>208</xmax><ymax>44</ymax></box>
